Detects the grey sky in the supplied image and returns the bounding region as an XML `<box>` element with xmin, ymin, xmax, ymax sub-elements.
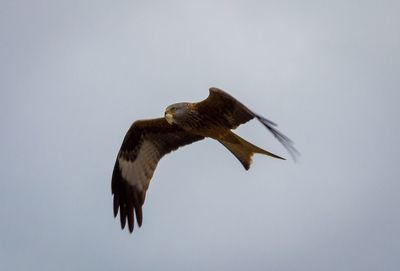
<box><xmin>1</xmin><ymin>1</ymin><xmax>399</xmax><ymax>270</ymax></box>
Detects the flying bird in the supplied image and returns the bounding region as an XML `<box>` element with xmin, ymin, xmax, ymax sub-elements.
<box><xmin>112</xmin><ymin>87</ymin><xmax>298</xmax><ymax>233</ymax></box>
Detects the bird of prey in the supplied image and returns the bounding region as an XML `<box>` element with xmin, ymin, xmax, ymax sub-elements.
<box><xmin>112</xmin><ymin>87</ymin><xmax>298</xmax><ymax>233</ymax></box>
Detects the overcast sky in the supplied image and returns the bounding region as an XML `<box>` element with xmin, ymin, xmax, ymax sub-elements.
<box><xmin>1</xmin><ymin>1</ymin><xmax>400</xmax><ymax>270</ymax></box>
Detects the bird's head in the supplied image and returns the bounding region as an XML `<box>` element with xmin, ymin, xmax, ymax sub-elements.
<box><xmin>164</xmin><ymin>103</ymin><xmax>191</xmax><ymax>125</ymax></box>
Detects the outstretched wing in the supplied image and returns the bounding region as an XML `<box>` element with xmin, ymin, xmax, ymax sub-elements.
<box><xmin>112</xmin><ymin>118</ymin><xmax>204</xmax><ymax>233</ymax></box>
<box><xmin>196</xmin><ymin>87</ymin><xmax>299</xmax><ymax>160</ymax></box>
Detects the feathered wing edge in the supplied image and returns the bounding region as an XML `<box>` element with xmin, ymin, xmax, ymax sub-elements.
<box><xmin>112</xmin><ymin>159</ymin><xmax>146</xmax><ymax>232</ymax></box>
<box><xmin>112</xmin><ymin>118</ymin><xmax>204</xmax><ymax>233</ymax></box>
<box><xmin>253</xmin><ymin>113</ymin><xmax>300</xmax><ymax>161</ymax></box>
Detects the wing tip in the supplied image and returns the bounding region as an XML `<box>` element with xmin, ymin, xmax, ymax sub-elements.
<box><xmin>113</xmin><ymin>195</ymin><xmax>145</xmax><ymax>233</ymax></box>
<box><xmin>254</xmin><ymin>114</ymin><xmax>300</xmax><ymax>162</ymax></box>
<box><xmin>120</xmin><ymin>211</ymin><xmax>127</xmax><ymax>230</ymax></box>
<box><xmin>128</xmin><ymin>220</ymin><xmax>134</xmax><ymax>233</ymax></box>
<box><xmin>135</xmin><ymin>204</ymin><xmax>143</xmax><ymax>228</ymax></box>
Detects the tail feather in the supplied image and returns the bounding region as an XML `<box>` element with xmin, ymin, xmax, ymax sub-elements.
<box><xmin>218</xmin><ymin>131</ymin><xmax>284</xmax><ymax>170</ymax></box>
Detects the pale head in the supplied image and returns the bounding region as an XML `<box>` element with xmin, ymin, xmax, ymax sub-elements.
<box><xmin>164</xmin><ymin>102</ymin><xmax>190</xmax><ymax>125</ymax></box>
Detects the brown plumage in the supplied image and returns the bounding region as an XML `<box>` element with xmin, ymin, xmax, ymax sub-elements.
<box><xmin>112</xmin><ymin>87</ymin><xmax>298</xmax><ymax>233</ymax></box>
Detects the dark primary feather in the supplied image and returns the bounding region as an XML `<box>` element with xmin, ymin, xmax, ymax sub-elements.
<box><xmin>197</xmin><ymin>87</ymin><xmax>299</xmax><ymax>160</ymax></box>
<box><xmin>254</xmin><ymin>114</ymin><xmax>300</xmax><ymax>161</ymax></box>
<box><xmin>112</xmin><ymin>118</ymin><xmax>203</xmax><ymax>233</ymax></box>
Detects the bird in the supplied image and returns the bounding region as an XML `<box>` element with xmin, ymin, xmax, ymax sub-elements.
<box><xmin>111</xmin><ymin>87</ymin><xmax>298</xmax><ymax>233</ymax></box>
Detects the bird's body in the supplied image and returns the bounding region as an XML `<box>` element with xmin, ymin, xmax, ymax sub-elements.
<box><xmin>112</xmin><ymin>87</ymin><xmax>298</xmax><ymax>232</ymax></box>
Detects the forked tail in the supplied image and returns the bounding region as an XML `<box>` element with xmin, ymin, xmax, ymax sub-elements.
<box><xmin>218</xmin><ymin>131</ymin><xmax>284</xmax><ymax>170</ymax></box>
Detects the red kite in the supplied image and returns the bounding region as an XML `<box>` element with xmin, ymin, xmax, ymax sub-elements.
<box><xmin>112</xmin><ymin>87</ymin><xmax>298</xmax><ymax>232</ymax></box>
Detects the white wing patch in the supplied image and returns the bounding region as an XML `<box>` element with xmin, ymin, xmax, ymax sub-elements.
<box><xmin>118</xmin><ymin>140</ymin><xmax>161</xmax><ymax>191</ymax></box>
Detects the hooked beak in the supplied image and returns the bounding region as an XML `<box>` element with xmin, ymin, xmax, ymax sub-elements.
<box><xmin>165</xmin><ymin>111</ymin><xmax>174</xmax><ymax>124</ymax></box>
